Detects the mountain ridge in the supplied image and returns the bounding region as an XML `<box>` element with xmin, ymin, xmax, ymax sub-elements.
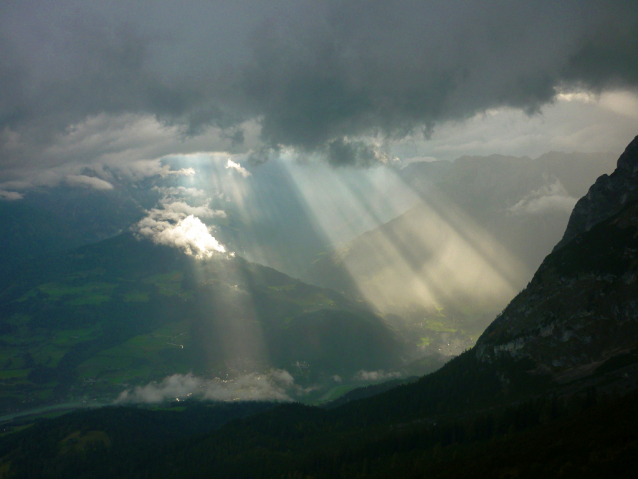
<box><xmin>476</xmin><ymin>135</ymin><xmax>638</xmax><ymax>379</ymax></box>
<box><xmin>555</xmin><ymin>135</ymin><xmax>638</xmax><ymax>250</ymax></box>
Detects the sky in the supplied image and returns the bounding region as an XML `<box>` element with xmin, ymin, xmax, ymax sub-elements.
<box><xmin>0</xmin><ymin>0</ymin><xmax>637</xmax><ymax>196</ymax></box>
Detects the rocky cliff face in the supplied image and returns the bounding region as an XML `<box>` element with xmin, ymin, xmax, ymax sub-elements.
<box><xmin>476</xmin><ymin>135</ymin><xmax>638</xmax><ymax>380</ymax></box>
<box><xmin>554</xmin><ymin>136</ymin><xmax>638</xmax><ymax>250</ymax></box>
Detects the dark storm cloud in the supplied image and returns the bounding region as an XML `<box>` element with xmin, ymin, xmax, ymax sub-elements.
<box><xmin>326</xmin><ymin>138</ymin><xmax>397</xmax><ymax>168</ymax></box>
<box><xmin>0</xmin><ymin>0</ymin><xmax>637</xmax><ymax>171</ymax></box>
<box><xmin>0</xmin><ymin>19</ymin><xmax>201</xmax><ymax>143</ymax></box>
<box><xmin>241</xmin><ymin>0</ymin><xmax>638</xmax><ymax>164</ymax></box>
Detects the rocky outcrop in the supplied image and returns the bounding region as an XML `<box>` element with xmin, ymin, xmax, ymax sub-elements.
<box><xmin>554</xmin><ymin>135</ymin><xmax>638</xmax><ymax>251</ymax></box>
<box><xmin>476</xmin><ymin>135</ymin><xmax>638</xmax><ymax>379</ymax></box>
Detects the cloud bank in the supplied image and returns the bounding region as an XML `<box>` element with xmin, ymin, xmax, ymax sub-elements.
<box><xmin>158</xmin><ymin>201</ymin><xmax>227</xmax><ymax>220</ymax></box>
<box><xmin>64</xmin><ymin>175</ymin><xmax>114</xmax><ymax>190</ymax></box>
<box><xmin>116</xmin><ymin>371</ymin><xmax>295</xmax><ymax>403</ymax></box>
<box><xmin>135</xmin><ymin>187</ymin><xmax>228</xmax><ymax>257</ymax></box>
<box><xmin>0</xmin><ymin>0</ymin><xmax>636</xmax><ymax>178</ymax></box>
<box><xmin>354</xmin><ymin>370</ymin><xmax>402</xmax><ymax>382</ymax></box>
<box><xmin>0</xmin><ymin>189</ymin><xmax>23</xmax><ymax>200</ymax></box>
<box><xmin>509</xmin><ymin>179</ymin><xmax>578</xmax><ymax>215</ymax></box>
<box><xmin>226</xmin><ymin>159</ymin><xmax>251</xmax><ymax>177</ymax></box>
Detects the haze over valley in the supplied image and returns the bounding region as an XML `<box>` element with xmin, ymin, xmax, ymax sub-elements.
<box><xmin>0</xmin><ymin>1</ymin><xmax>638</xmax><ymax>477</ymax></box>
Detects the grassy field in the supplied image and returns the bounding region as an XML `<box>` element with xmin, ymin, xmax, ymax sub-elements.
<box><xmin>123</xmin><ymin>291</ymin><xmax>150</xmax><ymax>302</ymax></box>
<box><xmin>77</xmin><ymin>321</ymin><xmax>192</xmax><ymax>384</ymax></box>
<box><xmin>38</xmin><ymin>282</ymin><xmax>117</xmax><ymax>305</ymax></box>
<box><xmin>314</xmin><ymin>384</ymin><xmax>361</xmax><ymax>404</ymax></box>
<box><xmin>0</xmin><ymin>369</ymin><xmax>29</xmax><ymax>380</ymax></box>
<box><xmin>52</xmin><ymin>326</ymin><xmax>103</xmax><ymax>347</ymax></box>
<box><xmin>143</xmin><ymin>272</ymin><xmax>193</xmax><ymax>299</ymax></box>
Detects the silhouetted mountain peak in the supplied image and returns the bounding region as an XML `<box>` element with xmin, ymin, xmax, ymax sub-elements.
<box><xmin>555</xmin><ymin>135</ymin><xmax>638</xmax><ymax>250</ymax></box>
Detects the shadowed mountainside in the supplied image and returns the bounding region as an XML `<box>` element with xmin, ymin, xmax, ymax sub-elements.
<box><xmin>477</xmin><ymin>136</ymin><xmax>638</xmax><ymax>380</ymax></box>
<box><xmin>555</xmin><ymin>136</ymin><xmax>638</xmax><ymax>250</ymax></box>
<box><xmin>0</xmin><ymin>234</ymin><xmax>404</xmax><ymax>413</ymax></box>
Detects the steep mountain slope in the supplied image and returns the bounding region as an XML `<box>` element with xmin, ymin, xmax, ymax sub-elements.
<box><xmin>476</xmin><ymin>136</ymin><xmax>638</xmax><ymax>379</ymax></box>
<box><xmin>476</xmin><ymin>200</ymin><xmax>638</xmax><ymax>378</ymax></box>
<box><xmin>0</xmin><ymin>234</ymin><xmax>403</xmax><ymax>414</ymax></box>
<box><xmin>555</xmin><ymin>136</ymin><xmax>638</xmax><ymax>249</ymax></box>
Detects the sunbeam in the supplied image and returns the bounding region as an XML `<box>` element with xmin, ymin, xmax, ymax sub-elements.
<box><xmin>280</xmin><ymin>159</ymin><xmax>532</xmax><ymax>355</ymax></box>
<box><xmin>186</xmin><ymin>256</ymin><xmax>271</xmax><ymax>376</ymax></box>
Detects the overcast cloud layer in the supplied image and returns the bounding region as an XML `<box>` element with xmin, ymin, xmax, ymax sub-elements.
<box><xmin>1</xmin><ymin>0</ymin><xmax>637</xmax><ymax>186</ymax></box>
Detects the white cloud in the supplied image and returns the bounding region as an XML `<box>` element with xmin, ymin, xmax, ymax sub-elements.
<box><xmin>555</xmin><ymin>91</ymin><xmax>597</xmax><ymax>103</ymax></box>
<box><xmin>112</xmin><ymin>160</ymin><xmax>195</xmax><ymax>181</ymax></box>
<box><xmin>354</xmin><ymin>370</ymin><xmax>402</xmax><ymax>382</ymax></box>
<box><xmin>0</xmin><ymin>111</ymin><xmax>261</xmax><ymax>192</ymax></box>
<box><xmin>135</xmin><ymin>183</ymin><xmax>229</xmax><ymax>258</ymax></box>
<box><xmin>0</xmin><ymin>155</ymin><xmax>196</xmax><ymax>193</ymax></box>
<box><xmin>269</xmin><ymin>369</ymin><xmax>295</xmax><ymax>387</ymax></box>
<box><xmin>137</xmin><ymin>214</ymin><xmax>226</xmax><ymax>258</ymax></box>
<box><xmin>509</xmin><ymin>179</ymin><xmax>578</xmax><ymax>215</ymax></box>
<box><xmin>64</xmin><ymin>174</ymin><xmax>114</xmax><ymax>190</ymax></box>
<box><xmin>513</xmin><ymin>195</ymin><xmax>578</xmax><ymax>215</ymax></box>
<box><xmin>160</xmin><ymin>201</ymin><xmax>227</xmax><ymax>219</ymax></box>
<box><xmin>226</xmin><ymin>159</ymin><xmax>252</xmax><ymax>177</ymax></box>
<box><xmin>115</xmin><ymin>371</ymin><xmax>295</xmax><ymax>404</ymax></box>
<box><xmin>153</xmin><ymin>186</ymin><xmax>207</xmax><ymax>198</ymax></box>
<box><xmin>0</xmin><ymin>189</ymin><xmax>23</xmax><ymax>200</ymax></box>
<box><xmin>555</xmin><ymin>89</ymin><xmax>638</xmax><ymax>119</ymax></box>
<box><xmin>100</xmin><ymin>159</ymin><xmax>191</xmax><ymax>181</ymax></box>
<box><xmin>166</xmin><ymin>167</ymin><xmax>196</xmax><ymax>177</ymax></box>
